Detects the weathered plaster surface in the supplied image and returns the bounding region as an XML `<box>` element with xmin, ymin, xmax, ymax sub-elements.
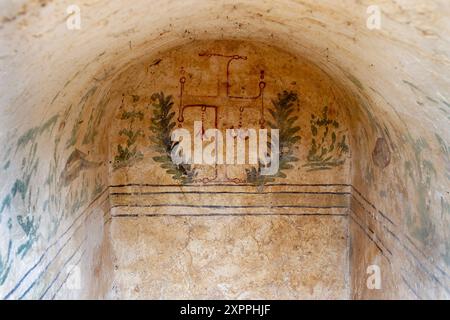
<box><xmin>110</xmin><ymin>214</ymin><xmax>348</xmax><ymax>299</ymax></box>
<box><xmin>0</xmin><ymin>0</ymin><xmax>448</xmax><ymax>299</ymax></box>
<box><xmin>108</xmin><ymin>40</ymin><xmax>352</xmax><ymax>191</ymax></box>
<box><xmin>105</xmin><ymin>40</ymin><xmax>352</xmax><ymax>298</ymax></box>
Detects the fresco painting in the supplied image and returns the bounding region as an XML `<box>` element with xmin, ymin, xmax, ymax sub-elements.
<box><xmin>0</xmin><ymin>78</ymin><xmax>111</xmax><ymax>299</ymax></box>
<box><xmin>111</xmin><ymin>43</ymin><xmax>351</xmax><ymax>189</ymax></box>
<box><xmin>113</xmin><ymin>95</ymin><xmax>145</xmax><ymax>170</ymax></box>
<box><xmin>304</xmin><ymin>106</ymin><xmax>349</xmax><ymax>171</ymax></box>
<box><xmin>106</xmin><ymin>41</ymin><xmax>353</xmax><ymax>299</ymax></box>
<box><xmin>0</xmin><ymin>2</ymin><xmax>448</xmax><ymax>299</ymax></box>
<box><xmin>149</xmin><ymin>92</ymin><xmax>198</xmax><ymax>184</ymax></box>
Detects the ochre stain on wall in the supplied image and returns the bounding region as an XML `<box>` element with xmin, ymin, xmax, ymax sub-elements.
<box><xmin>106</xmin><ymin>40</ymin><xmax>352</xmax><ymax>299</ymax></box>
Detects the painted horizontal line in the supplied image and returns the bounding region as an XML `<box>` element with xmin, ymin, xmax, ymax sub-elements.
<box><xmin>111</xmin><ymin>204</ymin><xmax>348</xmax><ymax>209</ymax></box>
<box><xmin>110</xmin><ymin>191</ymin><xmax>351</xmax><ymax>196</ymax></box>
<box><xmin>109</xmin><ymin>183</ymin><xmax>351</xmax><ymax>188</ymax></box>
<box><xmin>111</xmin><ymin>213</ymin><xmax>348</xmax><ymax>217</ymax></box>
<box><xmin>12</xmin><ymin>181</ymin><xmax>450</xmax><ymax>299</ymax></box>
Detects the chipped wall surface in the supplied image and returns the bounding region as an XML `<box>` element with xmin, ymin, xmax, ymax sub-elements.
<box><xmin>0</xmin><ymin>0</ymin><xmax>449</xmax><ymax>299</ymax></box>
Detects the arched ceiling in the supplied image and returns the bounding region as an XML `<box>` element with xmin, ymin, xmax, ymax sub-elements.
<box><xmin>1</xmin><ymin>0</ymin><xmax>449</xmax><ymax>136</ymax></box>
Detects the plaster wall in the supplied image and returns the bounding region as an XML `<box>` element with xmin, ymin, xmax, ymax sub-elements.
<box><xmin>0</xmin><ymin>0</ymin><xmax>448</xmax><ymax>299</ymax></box>
<box><xmin>107</xmin><ymin>40</ymin><xmax>351</xmax><ymax>299</ymax></box>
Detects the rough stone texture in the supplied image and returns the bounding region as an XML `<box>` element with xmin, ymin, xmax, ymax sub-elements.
<box><xmin>0</xmin><ymin>0</ymin><xmax>448</xmax><ymax>299</ymax></box>
<box><xmin>110</xmin><ymin>215</ymin><xmax>349</xmax><ymax>299</ymax></box>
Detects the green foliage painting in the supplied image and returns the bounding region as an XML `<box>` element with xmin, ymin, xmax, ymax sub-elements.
<box><xmin>0</xmin><ymin>83</ymin><xmax>111</xmax><ymax>290</ymax></box>
<box><xmin>16</xmin><ymin>215</ymin><xmax>40</xmax><ymax>259</ymax></box>
<box><xmin>113</xmin><ymin>96</ymin><xmax>145</xmax><ymax>170</ymax></box>
<box><xmin>303</xmin><ymin>106</ymin><xmax>349</xmax><ymax>171</ymax></box>
<box><xmin>1</xmin><ymin>139</ymin><xmax>41</xmax><ymax>260</ymax></box>
<box><xmin>404</xmin><ymin>138</ymin><xmax>437</xmax><ymax>247</ymax></box>
<box><xmin>149</xmin><ymin>92</ymin><xmax>197</xmax><ymax>184</ymax></box>
<box><xmin>246</xmin><ymin>90</ymin><xmax>301</xmax><ymax>186</ymax></box>
<box><xmin>0</xmin><ymin>114</ymin><xmax>59</xmax><ymax>272</ymax></box>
